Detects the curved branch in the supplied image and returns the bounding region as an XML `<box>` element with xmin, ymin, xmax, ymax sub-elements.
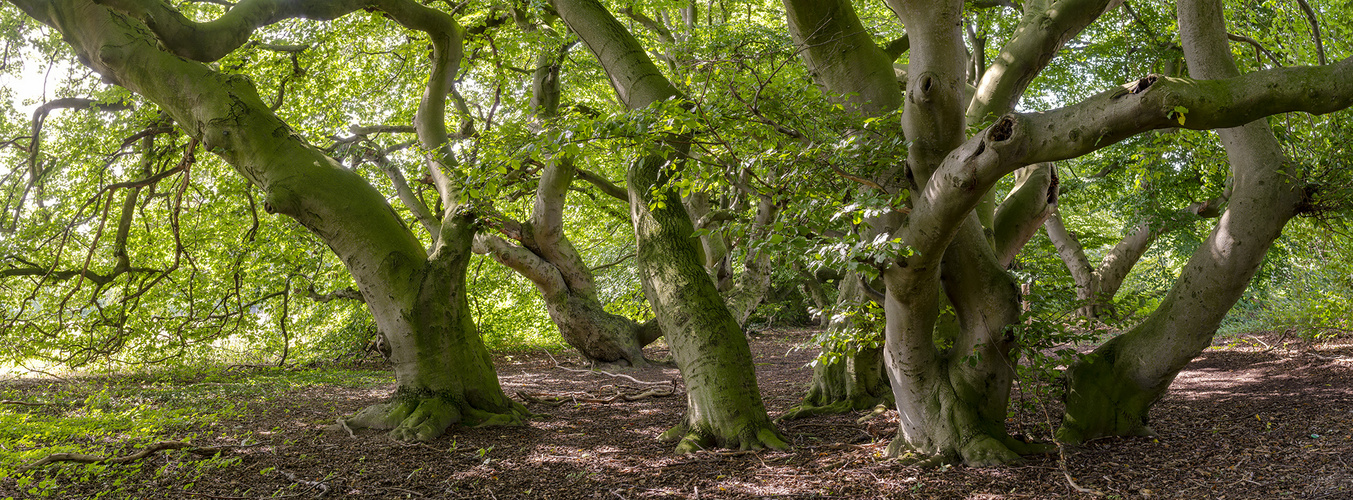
<box><xmin>1293</xmin><ymin>0</ymin><xmax>1326</xmax><ymax>66</ymax></box>
<box><xmin>93</xmin><ymin>0</ymin><xmax>367</xmax><ymax>62</ymax></box>
<box><xmin>1227</xmin><ymin>33</ymin><xmax>1283</xmax><ymax>67</ymax></box>
<box><xmin>905</xmin><ymin>57</ymin><xmax>1353</xmax><ymax>259</ymax></box>
<box><xmin>573</xmin><ymin>167</ymin><xmax>628</xmax><ymax>202</ymax></box>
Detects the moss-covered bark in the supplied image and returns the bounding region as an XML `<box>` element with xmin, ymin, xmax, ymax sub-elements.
<box><xmin>780</xmin><ymin>275</ymin><xmax>892</xmax><ymax>420</ymax></box>
<box><xmin>346</xmin><ymin>216</ymin><xmax>528</xmax><ymax>440</ymax></box>
<box><xmin>630</xmin><ymin>154</ymin><xmax>788</xmax><ymax>452</ymax></box>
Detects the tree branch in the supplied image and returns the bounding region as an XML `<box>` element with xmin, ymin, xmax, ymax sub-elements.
<box><xmin>1226</xmin><ymin>33</ymin><xmax>1283</xmax><ymax>67</ymax></box>
<box><xmin>305</xmin><ymin>285</ymin><xmax>364</xmax><ymax>303</ymax></box>
<box><xmin>93</xmin><ymin>0</ymin><xmax>368</xmax><ymax>62</ymax></box>
<box><xmin>573</xmin><ymin>168</ymin><xmax>629</xmax><ymax>202</ymax></box>
<box><xmin>1293</xmin><ymin>0</ymin><xmax>1326</xmax><ymax>66</ymax></box>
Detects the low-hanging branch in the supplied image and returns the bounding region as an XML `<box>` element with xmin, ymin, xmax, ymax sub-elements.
<box><xmin>573</xmin><ymin>167</ymin><xmax>628</xmax><ymax>202</ymax></box>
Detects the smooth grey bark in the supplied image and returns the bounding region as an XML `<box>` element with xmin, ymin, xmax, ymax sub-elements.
<box><xmin>17</xmin><ymin>0</ymin><xmax>525</xmax><ymax>442</ymax></box>
<box><xmin>872</xmin><ymin>0</ymin><xmax>1118</xmax><ymax>464</ymax></box>
<box><xmin>685</xmin><ymin>187</ymin><xmax>780</xmax><ymax>326</ymax></box>
<box><xmin>474</xmin><ymin>155</ymin><xmax>662</xmax><ymax>367</ymax></box>
<box><xmin>554</xmin><ymin>0</ymin><xmax>787</xmax><ymax>452</ymax></box>
<box><xmin>1058</xmin><ymin>0</ymin><xmax>1308</xmax><ymax>443</ymax></box>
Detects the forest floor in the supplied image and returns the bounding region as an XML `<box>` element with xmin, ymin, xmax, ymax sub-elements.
<box><xmin>1</xmin><ymin>328</ymin><xmax>1350</xmax><ymax>499</ymax></box>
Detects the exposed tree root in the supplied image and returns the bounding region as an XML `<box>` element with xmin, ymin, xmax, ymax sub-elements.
<box><xmin>337</xmin><ymin>394</ymin><xmax>528</xmax><ymax>442</ymax></box>
<box><xmin>661</xmin><ymin>422</ymin><xmax>791</xmax><ymax>454</ymax></box>
<box><xmin>20</xmin><ymin>441</ymin><xmax>244</xmax><ymax>471</ymax></box>
<box><xmin>777</xmin><ymin>397</ymin><xmax>892</xmax><ymax>422</ymax></box>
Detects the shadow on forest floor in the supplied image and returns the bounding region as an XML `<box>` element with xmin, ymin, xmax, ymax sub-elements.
<box><xmin>1</xmin><ymin>329</ymin><xmax>1349</xmax><ymax>499</ymax></box>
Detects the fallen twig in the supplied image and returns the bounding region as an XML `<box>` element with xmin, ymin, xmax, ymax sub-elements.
<box><xmin>19</xmin><ymin>440</ymin><xmax>266</xmax><ymax>471</ymax></box>
<box><xmin>278</xmin><ymin>469</ymin><xmax>330</xmax><ymax>497</ymax></box>
<box><xmin>0</xmin><ymin>400</ymin><xmax>49</xmax><ymax>407</ymax></box>
<box><xmin>517</xmin><ymin>391</ymin><xmax>565</xmax><ymax>407</ymax></box>
<box><xmin>1305</xmin><ymin>351</ymin><xmax>1352</xmax><ymax>362</ymax></box>
<box><xmin>541</xmin><ymin>350</ymin><xmax>675</xmax><ymax>387</ymax></box>
<box><xmin>20</xmin><ymin>441</ymin><xmax>233</xmax><ymax>471</ymax></box>
<box><xmin>517</xmin><ymin>387</ymin><xmax>676</xmax><ymax>405</ymax></box>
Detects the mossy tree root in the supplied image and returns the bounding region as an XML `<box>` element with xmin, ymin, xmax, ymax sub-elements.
<box><xmin>778</xmin><ymin>393</ymin><xmax>893</xmax><ymax>422</ymax></box>
<box><xmin>340</xmin><ymin>393</ymin><xmax>529</xmax><ymax>442</ymax></box>
<box><xmin>659</xmin><ymin>422</ymin><xmax>791</xmax><ymax>454</ymax></box>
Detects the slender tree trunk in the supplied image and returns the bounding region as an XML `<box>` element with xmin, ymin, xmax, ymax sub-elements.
<box><xmin>780</xmin><ymin>275</ymin><xmax>893</xmax><ymax>420</ymax></box>
<box><xmin>629</xmin><ymin>154</ymin><xmax>788</xmax><ymax>451</ymax></box>
<box><xmin>1058</xmin><ymin>0</ymin><xmax>1306</xmax><ymax>443</ymax></box>
<box><xmin>554</xmin><ymin>0</ymin><xmax>787</xmax><ymax>452</ymax></box>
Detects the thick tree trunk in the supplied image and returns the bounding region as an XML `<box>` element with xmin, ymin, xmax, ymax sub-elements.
<box><xmin>22</xmin><ymin>0</ymin><xmax>525</xmax><ymax>441</ymax></box>
<box><xmin>881</xmin><ymin>217</ymin><xmax>1045</xmax><ymax>465</ymax></box>
<box><xmin>345</xmin><ymin>216</ymin><xmax>527</xmax><ymax>440</ymax></box>
<box><xmin>1058</xmin><ymin>0</ymin><xmax>1306</xmax><ymax>444</ymax></box>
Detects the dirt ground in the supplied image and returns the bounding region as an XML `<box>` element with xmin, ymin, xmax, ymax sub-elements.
<box><xmin>3</xmin><ymin>328</ymin><xmax>1351</xmax><ymax>499</ymax></box>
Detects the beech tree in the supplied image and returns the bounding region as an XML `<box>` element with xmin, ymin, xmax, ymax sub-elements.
<box><xmin>5</xmin><ymin>0</ymin><xmax>1352</xmax><ymax>465</ymax></box>
<box><xmin>7</xmin><ymin>0</ymin><xmax>532</xmax><ymax>441</ymax></box>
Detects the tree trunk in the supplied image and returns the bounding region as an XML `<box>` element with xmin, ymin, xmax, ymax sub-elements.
<box><xmin>555</xmin><ymin>0</ymin><xmax>787</xmax><ymax>452</ymax></box>
<box><xmin>780</xmin><ymin>274</ymin><xmax>892</xmax><ymax>420</ymax></box>
<box><xmin>629</xmin><ymin>154</ymin><xmax>788</xmax><ymax>452</ymax></box>
<box><xmin>472</xmin><ymin>38</ymin><xmax>661</xmax><ymax>367</ymax></box>
<box><xmin>345</xmin><ymin>216</ymin><xmax>527</xmax><ymax>440</ymax></box>
<box><xmin>1058</xmin><ymin>0</ymin><xmax>1307</xmax><ymax>443</ymax></box>
<box><xmin>22</xmin><ymin>0</ymin><xmax>525</xmax><ymax>441</ymax></box>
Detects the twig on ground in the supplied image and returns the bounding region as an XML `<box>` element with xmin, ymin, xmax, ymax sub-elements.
<box><xmin>278</xmin><ymin>469</ymin><xmax>331</xmax><ymax>496</ymax></box>
<box><xmin>516</xmin><ymin>391</ymin><xmax>565</xmax><ymax>407</ymax></box>
<box><xmin>1305</xmin><ymin>351</ymin><xmax>1352</xmax><ymax>362</ymax></box>
<box><xmin>517</xmin><ymin>386</ymin><xmax>676</xmax><ymax>405</ymax></box>
<box><xmin>540</xmin><ymin>350</ymin><xmax>677</xmax><ymax>387</ymax></box>
<box><xmin>0</xmin><ymin>400</ymin><xmax>49</xmax><ymax>406</ymax></box>
<box><xmin>20</xmin><ymin>441</ymin><xmax>237</xmax><ymax>471</ymax></box>
<box><xmin>381</xmin><ymin>486</ymin><xmax>424</xmax><ymax>496</ymax></box>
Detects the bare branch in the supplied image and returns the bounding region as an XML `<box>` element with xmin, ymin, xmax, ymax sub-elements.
<box><xmin>574</xmin><ymin>168</ymin><xmax>629</xmax><ymax>202</ymax></box>
<box><xmin>1227</xmin><ymin>33</ymin><xmax>1283</xmax><ymax>67</ymax></box>
<box><xmin>1293</xmin><ymin>0</ymin><xmax>1326</xmax><ymax>66</ymax></box>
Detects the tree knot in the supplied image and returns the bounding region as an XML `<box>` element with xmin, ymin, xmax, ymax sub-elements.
<box><xmin>1127</xmin><ymin>75</ymin><xmax>1158</xmax><ymax>95</ymax></box>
